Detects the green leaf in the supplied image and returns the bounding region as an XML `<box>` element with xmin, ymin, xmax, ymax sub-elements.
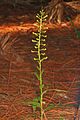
<box><xmin>31</xmin><ymin>97</ymin><xmax>41</xmax><ymax>111</ymax></box>
<box><xmin>41</xmin><ymin>69</ymin><xmax>44</xmax><ymax>75</ymax></box>
<box><xmin>37</xmin><ymin>66</ymin><xmax>40</xmax><ymax>70</ymax></box>
<box><xmin>44</xmin><ymin>103</ymin><xmax>55</xmax><ymax>112</ymax></box>
<box><xmin>32</xmin><ymin>102</ymin><xmax>40</xmax><ymax>111</ymax></box>
<box><xmin>34</xmin><ymin>72</ymin><xmax>40</xmax><ymax>80</ymax></box>
<box><xmin>33</xmin><ymin>96</ymin><xmax>40</xmax><ymax>102</ymax></box>
<box><xmin>22</xmin><ymin>97</ymin><xmax>40</xmax><ymax>111</ymax></box>
<box><xmin>33</xmin><ymin>105</ymin><xmax>37</xmax><ymax>111</ymax></box>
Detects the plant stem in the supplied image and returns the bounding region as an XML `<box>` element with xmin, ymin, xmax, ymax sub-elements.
<box><xmin>38</xmin><ymin>13</ymin><xmax>43</xmax><ymax>120</ymax></box>
<box><xmin>32</xmin><ymin>9</ymin><xmax>48</xmax><ymax>120</ymax></box>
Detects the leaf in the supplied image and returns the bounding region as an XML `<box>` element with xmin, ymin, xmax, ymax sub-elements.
<box><xmin>33</xmin><ymin>105</ymin><xmax>37</xmax><ymax>111</ymax></box>
<box><xmin>22</xmin><ymin>97</ymin><xmax>41</xmax><ymax>111</ymax></box>
<box><xmin>37</xmin><ymin>66</ymin><xmax>40</xmax><ymax>70</ymax></box>
<box><xmin>44</xmin><ymin>103</ymin><xmax>55</xmax><ymax>112</ymax></box>
<box><xmin>41</xmin><ymin>69</ymin><xmax>44</xmax><ymax>75</ymax></box>
<box><xmin>33</xmin><ymin>96</ymin><xmax>41</xmax><ymax>102</ymax></box>
<box><xmin>31</xmin><ymin>97</ymin><xmax>41</xmax><ymax>111</ymax></box>
<box><xmin>34</xmin><ymin>72</ymin><xmax>40</xmax><ymax>80</ymax></box>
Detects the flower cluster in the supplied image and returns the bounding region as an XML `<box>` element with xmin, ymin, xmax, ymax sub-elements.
<box><xmin>31</xmin><ymin>9</ymin><xmax>48</xmax><ymax>63</ymax></box>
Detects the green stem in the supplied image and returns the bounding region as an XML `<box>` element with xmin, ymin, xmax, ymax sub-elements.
<box><xmin>38</xmin><ymin>12</ymin><xmax>43</xmax><ymax>120</ymax></box>
<box><xmin>39</xmin><ymin>61</ymin><xmax>43</xmax><ymax>120</ymax></box>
